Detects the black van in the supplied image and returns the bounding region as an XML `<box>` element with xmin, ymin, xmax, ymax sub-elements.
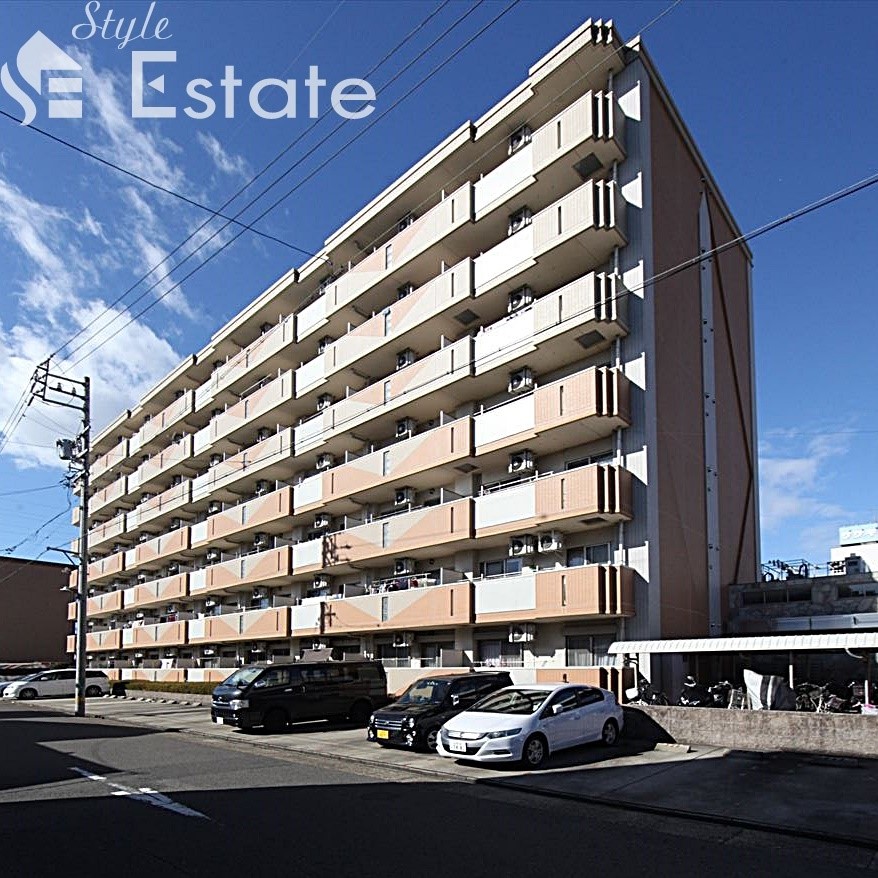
<box><xmin>210</xmin><ymin>661</ymin><xmax>387</xmax><ymax>733</ymax></box>
<box><xmin>367</xmin><ymin>671</ymin><xmax>513</xmax><ymax>751</ymax></box>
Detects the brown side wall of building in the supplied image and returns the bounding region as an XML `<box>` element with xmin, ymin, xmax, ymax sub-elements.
<box><xmin>0</xmin><ymin>557</ymin><xmax>71</xmax><ymax>662</ymax></box>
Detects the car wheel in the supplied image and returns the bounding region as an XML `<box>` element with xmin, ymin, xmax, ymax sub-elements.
<box><xmin>422</xmin><ymin>726</ymin><xmax>440</xmax><ymax>752</ymax></box>
<box><xmin>262</xmin><ymin>709</ymin><xmax>288</xmax><ymax>734</ymax></box>
<box><xmin>18</xmin><ymin>688</ymin><xmax>37</xmax><ymax>700</ymax></box>
<box><xmin>521</xmin><ymin>734</ymin><xmax>547</xmax><ymax>769</ymax></box>
<box><xmin>601</xmin><ymin>719</ymin><xmax>619</xmax><ymax>746</ymax></box>
<box><xmin>85</xmin><ymin>686</ymin><xmax>102</xmax><ymax>698</ymax></box>
<box><xmin>347</xmin><ymin>700</ymin><xmax>372</xmax><ymax>726</ymax></box>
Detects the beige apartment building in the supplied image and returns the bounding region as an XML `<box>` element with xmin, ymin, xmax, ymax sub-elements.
<box><xmin>68</xmin><ymin>19</ymin><xmax>759</xmax><ymax>694</ymax></box>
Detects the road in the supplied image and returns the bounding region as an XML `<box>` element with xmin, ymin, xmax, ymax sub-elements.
<box><xmin>0</xmin><ymin>706</ymin><xmax>875</xmax><ymax>877</ymax></box>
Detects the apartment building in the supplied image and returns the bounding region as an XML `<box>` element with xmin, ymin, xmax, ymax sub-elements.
<box><xmin>68</xmin><ymin>19</ymin><xmax>759</xmax><ymax>693</ymax></box>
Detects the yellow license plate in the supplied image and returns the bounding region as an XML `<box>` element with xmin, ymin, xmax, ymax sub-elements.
<box><xmin>377</xmin><ymin>729</ymin><xmax>389</xmax><ymax>740</ymax></box>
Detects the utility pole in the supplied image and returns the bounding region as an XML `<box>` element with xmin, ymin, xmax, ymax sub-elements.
<box><xmin>32</xmin><ymin>360</ymin><xmax>91</xmax><ymax>718</ymax></box>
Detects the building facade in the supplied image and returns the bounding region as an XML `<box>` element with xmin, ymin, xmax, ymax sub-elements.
<box><xmin>69</xmin><ymin>19</ymin><xmax>758</xmax><ymax>693</ymax></box>
<box><xmin>1</xmin><ymin>557</ymin><xmax>71</xmax><ymax>664</ymax></box>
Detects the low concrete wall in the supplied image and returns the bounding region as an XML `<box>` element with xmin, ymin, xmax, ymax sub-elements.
<box><xmin>625</xmin><ymin>705</ymin><xmax>878</xmax><ymax>758</ymax></box>
<box><xmin>124</xmin><ymin>689</ymin><xmax>213</xmax><ymax>706</ymax></box>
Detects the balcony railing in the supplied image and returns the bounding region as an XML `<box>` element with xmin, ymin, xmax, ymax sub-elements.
<box><xmin>122</xmin><ymin>572</ymin><xmax>189</xmax><ymax>611</ymax></box>
<box><xmin>126</xmin><ymin>479</ymin><xmax>192</xmax><ymax>530</ymax></box>
<box><xmin>87</xmin><ymin>551</ymin><xmax>125</xmax><ymax>583</ymax></box>
<box><xmin>191</xmin><ymin>486</ymin><xmax>293</xmax><ymax>548</ymax></box>
<box><xmin>188</xmin><ymin>546</ymin><xmax>293</xmax><ymax>596</ymax></box>
<box><xmin>123</xmin><ymin>527</ymin><xmax>190</xmax><ymax>573</ymax></box>
<box><xmin>91</xmin><ymin>437</ymin><xmax>129</xmax><ymax>484</ymax></box>
<box><xmin>129</xmin><ymin>390</ymin><xmax>195</xmax><ymax>455</ymax></box>
<box><xmin>121</xmin><ymin>619</ymin><xmax>187</xmax><ymax>649</ymax></box>
<box><xmin>90</xmin><ymin>474</ymin><xmax>128</xmax><ymax>516</ymax></box>
<box><xmin>188</xmin><ymin>607</ymin><xmax>290</xmax><ymax>642</ymax></box>
<box><xmin>66</xmin><ymin>629</ymin><xmax>122</xmax><ymax>653</ymax></box>
<box><xmin>86</xmin><ymin>589</ymin><xmax>124</xmax><ymax>618</ymax></box>
<box><xmin>85</xmin><ymin>513</ymin><xmax>127</xmax><ymax>551</ymax></box>
<box><xmin>128</xmin><ymin>435</ymin><xmax>194</xmax><ymax>493</ymax></box>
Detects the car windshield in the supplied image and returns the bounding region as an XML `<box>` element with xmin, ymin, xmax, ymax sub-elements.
<box><xmin>220</xmin><ymin>667</ymin><xmax>263</xmax><ymax>689</ymax></box>
<box><xmin>470</xmin><ymin>689</ymin><xmax>550</xmax><ymax>714</ymax></box>
<box><xmin>397</xmin><ymin>679</ymin><xmax>450</xmax><ymax>704</ymax></box>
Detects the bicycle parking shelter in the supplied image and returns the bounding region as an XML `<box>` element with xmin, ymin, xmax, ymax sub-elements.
<box><xmin>609</xmin><ymin>633</ymin><xmax>878</xmax><ymax>702</ymax></box>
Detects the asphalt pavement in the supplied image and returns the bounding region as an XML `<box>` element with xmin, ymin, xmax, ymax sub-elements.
<box><xmin>1</xmin><ymin>698</ymin><xmax>877</xmax><ymax>877</ymax></box>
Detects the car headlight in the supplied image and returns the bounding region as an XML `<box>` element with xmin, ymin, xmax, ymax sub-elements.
<box><xmin>229</xmin><ymin>699</ymin><xmax>249</xmax><ymax>710</ymax></box>
<box><xmin>369</xmin><ymin>714</ymin><xmax>375</xmax><ymax>724</ymax></box>
<box><xmin>403</xmin><ymin>716</ymin><xmax>417</xmax><ymax>728</ymax></box>
<box><xmin>486</xmin><ymin>728</ymin><xmax>522</xmax><ymax>739</ymax></box>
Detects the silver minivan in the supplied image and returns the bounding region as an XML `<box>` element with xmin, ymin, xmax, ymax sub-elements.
<box><xmin>2</xmin><ymin>669</ymin><xmax>110</xmax><ymax>700</ymax></box>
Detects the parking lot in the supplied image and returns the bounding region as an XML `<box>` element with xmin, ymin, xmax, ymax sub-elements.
<box><xmin>7</xmin><ymin>694</ymin><xmax>878</xmax><ymax>851</ymax></box>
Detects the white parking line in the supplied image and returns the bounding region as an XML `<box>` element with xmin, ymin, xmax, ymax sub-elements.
<box><xmin>70</xmin><ymin>767</ymin><xmax>208</xmax><ymax>819</ymax></box>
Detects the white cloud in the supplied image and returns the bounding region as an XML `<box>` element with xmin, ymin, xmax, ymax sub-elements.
<box><xmin>196</xmin><ymin>132</ymin><xmax>251</xmax><ymax>179</ymax></box>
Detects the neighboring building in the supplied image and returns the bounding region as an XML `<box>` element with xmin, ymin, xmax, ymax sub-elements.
<box><xmin>69</xmin><ymin>19</ymin><xmax>758</xmax><ymax>693</ymax></box>
<box><xmin>0</xmin><ymin>556</ymin><xmax>71</xmax><ymax>663</ymax></box>
<box><xmin>831</xmin><ymin>522</ymin><xmax>878</xmax><ymax>576</ymax></box>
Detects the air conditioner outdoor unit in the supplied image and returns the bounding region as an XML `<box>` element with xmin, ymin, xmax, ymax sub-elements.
<box><xmin>312</xmin><ymin>575</ymin><xmax>333</xmax><ymax>589</ymax></box>
<box><xmin>169</xmin><ymin>517</ymin><xmax>182</xmax><ymax>529</ymax></box>
<box><xmin>312</xmin><ymin>639</ymin><xmax>329</xmax><ymax>650</ymax></box>
<box><xmin>135</xmin><ymin>612</ymin><xmax>145</xmax><ymax>620</ymax></box>
<box><xmin>111</xmin><ymin>543</ymin><xmax>123</xmax><ymax>553</ymax></box>
<box><xmin>397</xmin><ymin>282</ymin><xmax>415</xmax><ymax>300</ymax></box>
<box><xmin>253</xmin><ymin>532</ymin><xmax>270</xmax><ymax>550</ymax></box>
<box><xmin>166</xmin><ymin>604</ymin><xmax>178</xmax><ymax>614</ymax></box>
<box><xmin>134</xmin><ymin>651</ymin><xmax>144</xmax><ymax>658</ymax></box>
<box><xmin>396</xmin><ymin>349</ymin><xmax>416</xmax><ymax>370</ymax></box>
<box><xmin>211</xmin><ymin>408</ymin><xmax>223</xmax><ymax>419</ymax></box>
<box><xmin>508</xmin><ymin>367</ymin><xmax>534</xmax><ymax>394</ymax></box>
<box><xmin>538</xmin><ymin>531</ymin><xmax>564</xmax><ymax>553</ymax></box>
<box><xmin>138</xmin><ymin>531</ymin><xmax>151</xmax><ymax>543</ymax></box>
<box><xmin>507</xmin><ymin>206</ymin><xmax>533</xmax><ymax>236</ymax></box>
<box><xmin>256</xmin><ymin>428</ymin><xmax>272</xmax><ymax>442</ymax></box>
<box><xmin>252</xmin><ymin>587</ymin><xmax>268</xmax><ymax>600</ymax></box>
<box><xmin>209</xmin><ymin>454</ymin><xmax>222</xmax><ymax>467</ymax></box>
<box><xmin>316</xmin><ymin>453</ymin><xmax>334</xmax><ymax>471</ymax></box>
<box><xmin>140</xmin><ymin>493</ymin><xmax>154</xmax><ymax>503</ymax></box>
<box><xmin>203</xmin><ymin>647</ymin><xmax>216</xmax><ymax>656</ymax></box>
<box><xmin>508</xmin><ymin>124</ymin><xmax>532</xmax><ymax>155</ymax></box>
<box><xmin>397</xmin><ymin>212</ymin><xmax>417</xmax><ymax>232</ymax></box>
<box><xmin>167</xmin><ymin>562</ymin><xmax>180</xmax><ymax>575</ymax></box>
<box><xmin>508</xmin><ymin>449</ymin><xmax>535</xmax><ymax>474</ymax></box>
<box><xmin>394</xmin><ymin>558</ymin><xmax>416</xmax><ymax>576</ymax></box>
<box><xmin>314</xmin><ymin>514</ymin><xmax>331</xmax><ymax>530</ymax></box>
<box><xmin>394</xmin><ymin>487</ymin><xmax>415</xmax><ymax>506</ymax></box>
<box><xmin>205</xmin><ymin>599</ymin><xmax>217</xmax><ymax>608</ymax></box>
<box><xmin>509</xmin><ymin>622</ymin><xmax>536</xmax><ymax>643</ymax></box>
<box><xmin>317</xmin><ymin>336</ymin><xmax>334</xmax><ymax>354</ymax></box>
<box><xmin>508</xmin><ymin>285</ymin><xmax>534</xmax><ymax>313</ymax></box>
<box><xmin>172</xmin><ymin>432</ymin><xmax>184</xmax><ymax>443</ymax></box>
<box><xmin>317</xmin><ymin>394</ymin><xmax>335</xmax><ymax>411</ymax></box>
<box><xmin>260</xmin><ymin>322</ymin><xmax>273</xmax><ymax>335</ymax></box>
<box><xmin>396</xmin><ymin>418</ymin><xmax>416</xmax><ymax>438</ymax></box>
<box><xmin>255</xmin><ymin>480</ymin><xmax>271</xmax><ymax>495</ymax></box>
<box><xmin>207</xmin><ymin>501</ymin><xmax>222</xmax><ymax>515</ymax></box>
<box><xmin>137</xmin><ymin>573</ymin><xmax>148</xmax><ymax>584</ymax></box>
<box><xmin>509</xmin><ymin>535</ymin><xmax>536</xmax><ymax>557</ymax></box>
<box><xmin>392</xmin><ymin>632</ymin><xmax>413</xmax><ymax>648</ymax></box>
<box><xmin>206</xmin><ymin>549</ymin><xmax>221</xmax><ymax>564</ymax></box>
<box><xmin>170</xmin><ymin>475</ymin><xmax>183</xmax><ymax>487</ymax></box>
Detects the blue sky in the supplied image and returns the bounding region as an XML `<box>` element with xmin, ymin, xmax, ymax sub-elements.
<box><xmin>0</xmin><ymin>0</ymin><xmax>876</xmax><ymax>571</ymax></box>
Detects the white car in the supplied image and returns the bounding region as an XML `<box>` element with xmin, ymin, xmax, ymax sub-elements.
<box><xmin>2</xmin><ymin>669</ymin><xmax>110</xmax><ymax>700</ymax></box>
<box><xmin>436</xmin><ymin>683</ymin><xmax>623</xmax><ymax>768</ymax></box>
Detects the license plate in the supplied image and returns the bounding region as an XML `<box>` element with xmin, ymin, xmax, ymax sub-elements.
<box><xmin>449</xmin><ymin>740</ymin><xmax>467</xmax><ymax>753</ymax></box>
<box><xmin>213</xmin><ymin>717</ymin><xmax>228</xmax><ymax>725</ymax></box>
<box><xmin>377</xmin><ymin>729</ymin><xmax>389</xmax><ymax>740</ymax></box>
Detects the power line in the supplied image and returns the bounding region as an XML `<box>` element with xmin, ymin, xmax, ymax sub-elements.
<box><xmin>0</xmin><ymin>483</ymin><xmax>62</xmax><ymax>497</ymax></box>
<box><xmin>61</xmin><ymin>0</ymin><xmax>521</xmax><ymax>373</ymax></box>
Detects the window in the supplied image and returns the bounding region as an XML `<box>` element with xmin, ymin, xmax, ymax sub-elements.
<box><xmin>566</xmin><ymin>543</ymin><xmax>611</xmax><ymax>567</ymax></box>
<box><xmin>577</xmin><ymin>687</ymin><xmax>605</xmax><ymax>707</ymax></box>
<box><xmin>477</xmin><ymin>639</ymin><xmax>523</xmax><ymax>667</ymax></box>
<box><xmin>255</xmin><ymin>667</ymin><xmax>292</xmax><ymax>688</ymax></box>
<box><xmin>565</xmin><ymin>452</ymin><xmax>613</xmax><ymax>470</ymax></box>
<box><xmin>479</xmin><ymin>557</ymin><xmax>522</xmax><ymax>578</ymax></box>
<box><xmin>544</xmin><ymin>688</ymin><xmax>579</xmax><ymax>715</ymax></box>
<box><xmin>420</xmin><ymin>642</ymin><xmax>454</xmax><ymax>667</ymax></box>
<box><xmin>300</xmin><ymin>667</ymin><xmax>327</xmax><ymax>683</ymax></box>
<box><xmin>565</xmin><ymin>634</ymin><xmax>615</xmax><ymax>667</ymax></box>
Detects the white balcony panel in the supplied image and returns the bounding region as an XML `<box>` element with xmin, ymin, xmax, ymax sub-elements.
<box><xmin>291</xmin><ymin>602</ymin><xmax>321</xmax><ymax>630</ymax></box>
<box><xmin>293</xmin><ymin>538</ymin><xmax>322</xmax><ymax>569</ymax></box>
<box><xmin>296</xmin><ymin>295</ymin><xmax>329</xmax><ymax>339</ymax></box>
<box><xmin>188</xmin><ymin>617</ymin><xmax>205</xmax><ymax>640</ymax></box>
<box><xmin>295</xmin><ymin>355</ymin><xmax>327</xmax><ymax>397</ymax></box>
<box><xmin>474</xmin><ymin>573</ymin><xmax>536</xmax><ymax>615</ymax></box>
<box><xmin>474</xmin><ymin>483</ymin><xmax>535</xmax><ymax>530</ymax></box>
<box><xmin>473</xmin><ymin>396</ymin><xmax>534</xmax><ymax>447</ymax></box>
<box><xmin>189</xmin><ymin>570</ymin><xmax>207</xmax><ymax>593</ymax></box>
<box><xmin>294</xmin><ymin>415</ymin><xmax>328</xmax><ymax>453</ymax></box>
<box><xmin>190</xmin><ymin>520</ymin><xmax>208</xmax><ymax>544</ymax></box>
<box><xmin>473</xmin><ymin>226</ymin><xmax>535</xmax><ymax>295</ymax></box>
<box><xmin>293</xmin><ymin>475</ymin><xmax>322</xmax><ymax>509</ymax></box>
<box><xmin>474</xmin><ymin>310</ymin><xmax>535</xmax><ymax>366</ymax></box>
<box><xmin>193</xmin><ymin>424</ymin><xmax>212</xmax><ymax>455</ymax></box>
<box><xmin>474</xmin><ymin>144</ymin><xmax>534</xmax><ymax>217</ymax></box>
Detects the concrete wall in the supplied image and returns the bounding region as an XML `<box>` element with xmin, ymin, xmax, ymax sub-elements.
<box><xmin>625</xmin><ymin>704</ymin><xmax>878</xmax><ymax>758</ymax></box>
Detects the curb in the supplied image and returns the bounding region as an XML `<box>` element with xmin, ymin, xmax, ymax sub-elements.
<box><xmin>10</xmin><ymin>700</ymin><xmax>878</xmax><ymax>851</ymax></box>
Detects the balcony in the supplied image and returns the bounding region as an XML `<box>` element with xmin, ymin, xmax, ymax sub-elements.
<box><xmin>86</xmin><ymin>512</ymin><xmax>127</xmax><ymax>551</ymax></box>
<box><xmin>296</xmin><ymin>182</ymin><xmax>473</xmax><ymax>341</ymax></box>
<box><xmin>294</xmin><ymin>418</ymin><xmax>473</xmax><ymax>514</ymax></box>
<box><xmin>128</xmin><ymin>435</ymin><xmax>194</xmax><ymax>494</ymax></box>
<box><xmin>129</xmin><ymin>390</ymin><xmax>195</xmax><ymax>456</ymax></box>
<box><xmin>321</xmin><ymin>497</ymin><xmax>473</xmax><ymax>571</ymax></box>
<box><xmin>67</xmin><ymin>601</ymin><xmax>77</xmax><ymax>621</ymax></box>
<box><xmin>295</xmin><ymin>259</ymin><xmax>474</xmax><ymax>399</ymax></box>
<box><xmin>188</xmin><ymin>607</ymin><xmax>290</xmax><ymax>643</ymax></box>
<box><xmin>191</xmin><ymin>428</ymin><xmax>294</xmax><ymax>503</ymax></box>
<box><xmin>295</xmin><ymin>336</ymin><xmax>472</xmax><ymax>455</ymax></box>
<box><xmin>191</xmin><ymin>487</ymin><xmax>293</xmax><ymax>548</ymax></box>
<box><xmin>290</xmin><ymin>601</ymin><xmax>322</xmax><ymax>635</ymax></box>
<box><xmin>474</xmin><ymin>565</ymin><xmax>634</xmax><ymax>623</ymax></box>
<box><xmin>123</xmin><ymin>527</ymin><xmax>191</xmax><ymax>573</ymax></box>
<box><xmin>193</xmin><ymin>370</ymin><xmax>294</xmax><ymax>456</ymax></box>
<box><xmin>473</xmin><ymin>179</ymin><xmax>625</xmax><ymax>297</ymax></box>
<box><xmin>91</xmin><ymin>437</ymin><xmax>130</xmax><ymax>486</ymax></box>
<box><xmin>90</xmin><ymin>474</ymin><xmax>128</xmax><ymax>516</ymax></box>
<box><xmin>196</xmin><ymin>315</ymin><xmax>296</xmax><ymax>410</ymax></box>
<box><xmin>66</xmin><ymin>629</ymin><xmax>123</xmax><ymax>653</ymax></box>
<box><xmin>474</xmin><ymin>463</ymin><xmax>633</xmax><ymax>538</ymax></box>
<box><xmin>126</xmin><ymin>479</ymin><xmax>192</xmax><ymax>531</ymax></box>
<box><xmin>121</xmin><ymin>619</ymin><xmax>188</xmax><ymax>649</ymax></box>
<box><xmin>320</xmin><ymin>582</ymin><xmax>474</xmax><ymax>635</ymax></box>
<box><xmin>188</xmin><ymin>546</ymin><xmax>293</xmax><ymax>597</ymax></box>
<box><xmin>474</xmin><ymin>90</ymin><xmax>624</xmax><ymax>221</ymax></box>
<box><xmin>87</xmin><ymin>551</ymin><xmax>125</xmax><ymax>584</ymax></box>
<box><xmin>474</xmin><ymin>366</ymin><xmax>630</xmax><ymax>455</ymax></box>
<box><xmin>86</xmin><ymin>589</ymin><xmax>124</xmax><ymax>618</ymax></box>
<box><xmin>123</xmin><ymin>573</ymin><xmax>189</xmax><ymax>612</ymax></box>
